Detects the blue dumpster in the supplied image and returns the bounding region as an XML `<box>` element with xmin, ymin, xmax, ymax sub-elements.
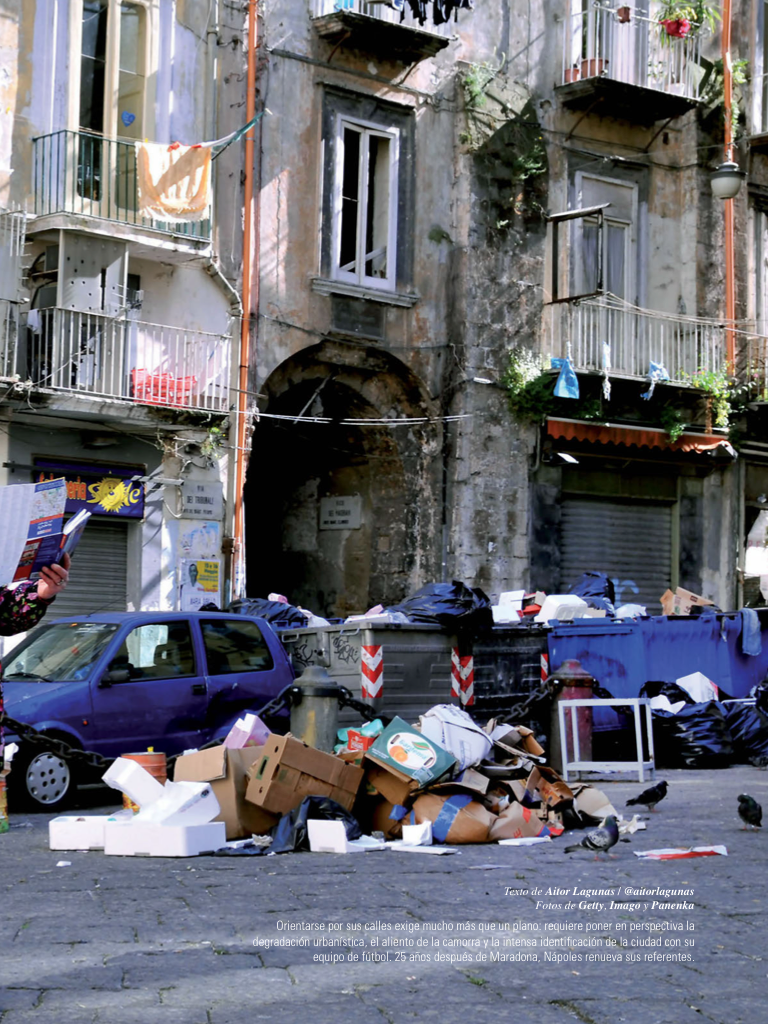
<box><xmin>547</xmin><ymin>614</ymin><xmax>768</xmax><ymax>735</ymax></box>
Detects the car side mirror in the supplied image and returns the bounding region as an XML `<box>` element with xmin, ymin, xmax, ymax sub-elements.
<box><xmin>101</xmin><ymin>668</ymin><xmax>130</xmax><ymax>686</ymax></box>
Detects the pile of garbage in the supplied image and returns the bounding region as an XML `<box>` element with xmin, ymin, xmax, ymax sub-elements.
<box><xmin>47</xmin><ymin>705</ymin><xmax>635</xmax><ymax>858</ymax></box>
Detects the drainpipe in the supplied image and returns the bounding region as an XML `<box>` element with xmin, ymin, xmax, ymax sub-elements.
<box><xmin>232</xmin><ymin>0</ymin><xmax>259</xmax><ymax>600</ymax></box>
<box><xmin>722</xmin><ymin>0</ymin><xmax>736</xmax><ymax>370</ymax></box>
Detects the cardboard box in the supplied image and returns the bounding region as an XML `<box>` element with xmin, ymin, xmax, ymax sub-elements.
<box><xmin>245</xmin><ymin>734</ymin><xmax>363</xmax><ymax>815</ymax></box>
<box><xmin>104</xmin><ymin>819</ymin><xmax>226</xmax><ymax>857</ymax></box>
<box><xmin>572</xmin><ymin>784</ymin><xmax>617</xmax><ymax>825</ymax></box>
<box><xmin>431</xmin><ymin>766</ymin><xmax>490</xmax><ymax>797</ymax></box>
<box><xmin>489</xmin><ymin>802</ymin><xmax>552</xmax><ymax>840</ymax></box>
<box><xmin>370</xmin><ymin>797</ymin><xmax>407</xmax><ymax>840</ymax></box>
<box><xmin>525</xmin><ymin>766</ymin><xmax>574</xmax><ymax>809</ymax></box>
<box><xmin>173</xmin><ymin>745</ymin><xmax>278</xmax><ymax>839</ymax></box>
<box><xmin>410</xmin><ymin>792</ymin><xmax>495</xmax><ymax>844</ymax></box>
<box><xmin>365</xmin><ymin>716</ymin><xmax>457</xmax><ymax>788</ymax></box>
<box><xmin>660</xmin><ymin>587</ymin><xmax>715</xmax><ymax>616</ymax></box>
<box><xmin>364</xmin><ymin>761</ymin><xmax>420</xmax><ymax>806</ymax></box>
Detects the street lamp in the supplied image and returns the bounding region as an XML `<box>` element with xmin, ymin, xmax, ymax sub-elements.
<box><xmin>710</xmin><ymin>160</ymin><xmax>745</xmax><ymax>200</ymax></box>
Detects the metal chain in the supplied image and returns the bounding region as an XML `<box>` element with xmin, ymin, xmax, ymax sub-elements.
<box><xmin>1</xmin><ymin>681</ymin><xmax>615</xmax><ymax>772</ymax></box>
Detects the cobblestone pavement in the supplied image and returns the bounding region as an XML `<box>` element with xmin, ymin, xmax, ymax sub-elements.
<box><xmin>1</xmin><ymin>765</ymin><xmax>766</xmax><ymax>1024</ymax></box>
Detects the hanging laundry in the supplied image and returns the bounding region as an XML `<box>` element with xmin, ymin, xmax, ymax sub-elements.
<box><xmin>136</xmin><ymin>142</ymin><xmax>212</xmax><ymax>223</ymax></box>
<box><xmin>551</xmin><ymin>357</ymin><xmax>580</xmax><ymax>400</ymax></box>
<box><xmin>640</xmin><ymin>360</ymin><xmax>670</xmax><ymax>400</ymax></box>
<box><xmin>602</xmin><ymin>340</ymin><xmax>611</xmax><ymax>401</ymax></box>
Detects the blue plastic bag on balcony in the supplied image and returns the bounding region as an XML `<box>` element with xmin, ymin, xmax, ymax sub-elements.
<box><xmin>641</xmin><ymin>361</ymin><xmax>670</xmax><ymax>400</ymax></box>
<box><xmin>551</xmin><ymin>357</ymin><xmax>580</xmax><ymax>399</ymax></box>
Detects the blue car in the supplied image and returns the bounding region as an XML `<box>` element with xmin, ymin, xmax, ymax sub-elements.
<box><xmin>2</xmin><ymin>611</ymin><xmax>295</xmax><ymax>810</ymax></box>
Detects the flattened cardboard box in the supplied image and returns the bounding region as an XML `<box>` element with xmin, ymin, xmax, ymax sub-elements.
<box><xmin>173</xmin><ymin>744</ymin><xmax>278</xmax><ymax>840</ymax></box>
<box><xmin>660</xmin><ymin>587</ymin><xmax>714</xmax><ymax>616</ymax></box>
<box><xmin>489</xmin><ymin>802</ymin><xmax>551</xmax><ymax>841</ymax></box>
<box><xmin>410</xmin><ymin>792</ymin><xmax>495</xmax><ymax>844</ymax></box>
<box><xmin>246</xmin><ymin>734</ymin><xmax>363</xmax><ymax>815</ymax></box>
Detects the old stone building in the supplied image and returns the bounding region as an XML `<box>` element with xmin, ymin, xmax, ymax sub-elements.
<box><xmin>0</xmin><ymin>0</ymin><xmax>253</xmax><ymax>626</ymax></box>
<box><xmin>245</xmin><ymin>0</ymin><xmax>768</xmax><ymax>618</ymax></box>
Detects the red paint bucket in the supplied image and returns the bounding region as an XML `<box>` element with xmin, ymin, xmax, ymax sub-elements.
<box><xmin>120</xmin><ymin>751</ymin><xmax>167</xmax><ymax>813</ymax></box>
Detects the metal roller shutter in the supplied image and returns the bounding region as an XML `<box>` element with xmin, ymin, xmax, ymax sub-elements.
<box><xmin>49</xmin><ymin>519</ymin><xmax>129</xmax><ymax>618</ymax></box>
<box><xmin>560</xmin><ymin>497</ymin><xmax>672</xmax><ymax>614</ymax></box>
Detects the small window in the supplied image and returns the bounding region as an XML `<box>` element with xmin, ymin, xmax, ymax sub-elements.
<box><xmin>201</xmin><ymin>619</ymin><xmax>274</xmax><ymax>675</ymax></box>
<box><xmin>333</xmin><ymin>117</ymin><xmax>399</xmax><ymax>290</ymax></box>
<box><xmin>108</xmin><ymin>621</ymin><xmax>196</xmax><ymax>680</ymax></box>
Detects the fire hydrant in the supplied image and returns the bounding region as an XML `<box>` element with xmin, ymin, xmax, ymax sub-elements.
<box><xmin>547</xmin><ymin>658</ymin><xmax>596</xmax><ymax>773</ymax></box>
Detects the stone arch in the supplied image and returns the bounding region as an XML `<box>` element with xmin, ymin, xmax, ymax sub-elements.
<box><xmin>244</xmin><ymin>340</ymin><xmax>442</xmax><ymax>617</ymax></box>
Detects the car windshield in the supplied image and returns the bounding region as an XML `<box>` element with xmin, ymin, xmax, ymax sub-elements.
<box><xmin>2</xmin><ymin>622</ymin><xmax>119</xmax><ymax>682</ymax></box>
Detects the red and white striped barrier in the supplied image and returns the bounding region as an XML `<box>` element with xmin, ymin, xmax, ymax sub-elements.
<box><xmin>541</xmin><ymin>652</ymin><xmax>549</xmax><ymax>685</ymax></box>
<box><xmin>451</xmin><ymin>648</ymin><xmax>475</xmax><ymax>706</ymax></box>
<box><xmin>361</xmin><ymin>644</ymin><xmax>383</xmax><ymax>700</ymax></box>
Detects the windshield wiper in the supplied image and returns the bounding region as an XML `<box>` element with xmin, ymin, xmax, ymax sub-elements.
<box><xmin>3</xmin><ymin>671</ymin><xmax>53</xmax><ymax>681</ymax></box>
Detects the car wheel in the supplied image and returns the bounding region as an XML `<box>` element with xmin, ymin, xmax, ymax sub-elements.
<box><xmin>10</xmin><ymin>747</ymin><xmax>76</xmax><ymax>811</ymax></box>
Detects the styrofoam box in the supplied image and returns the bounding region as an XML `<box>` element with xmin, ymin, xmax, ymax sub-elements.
<box><xmin>49</xmin><ymin>815</ymin><xmax>116</xmax><ymax>851</ymax></box>
<box><xmin>104</xmin><ymin>820</ymin><xmax>226</xmax><ymax>857</ymax></box>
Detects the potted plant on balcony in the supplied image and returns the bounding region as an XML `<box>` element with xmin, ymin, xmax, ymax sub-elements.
<box><xmin>657</xmin><ymin>1</ymin><xmax>719</xmax><ymax>40</ymax></box>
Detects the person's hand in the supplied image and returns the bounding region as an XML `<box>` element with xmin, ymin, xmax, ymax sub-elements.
<box><xmin>37</xmin><ymin>553</ymin><xmax>71</xmax><ymax>601</ymax></box>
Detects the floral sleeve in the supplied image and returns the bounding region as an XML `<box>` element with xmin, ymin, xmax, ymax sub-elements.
<box><xmin>0</xmin><ymin>582</ymin><xmax>54</xmax><ymax>637</ymax></box>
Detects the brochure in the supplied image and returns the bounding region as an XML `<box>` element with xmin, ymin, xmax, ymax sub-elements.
<box><xmin>0</xmin><ymin>479</ymin><xmax>91</xmax><ymax>585</ymax></box>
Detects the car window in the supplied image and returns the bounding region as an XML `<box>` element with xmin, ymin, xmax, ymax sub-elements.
<box><xmin>2</xmin><ymin>622</ymin><xmax>118</xmax><ymax>682</ymax></box>
<box><xmin>108</xmin><ymin>622</ymin><xmax>196</xmax><ymax>680</ymax></box>
<box><xmin>201</xmin><ymin>619</ymin><xmax>274</xmax><ymax>675</ymax></box>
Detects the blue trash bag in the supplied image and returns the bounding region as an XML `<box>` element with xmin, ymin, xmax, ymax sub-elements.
<box><xmin>551</xmin><ymin>357</ymin><xmax>580</xmax><ymax>400</ymax></box>
<box><xmin>569</xmin><ymin>571</ymin><xmax>616</xmax><ymax>616</ymax></box>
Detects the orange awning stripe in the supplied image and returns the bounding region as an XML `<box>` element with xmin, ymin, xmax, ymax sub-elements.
<box><xmin>546</xmin><ymin>418</ymin><xmax>727</xmax><ymax>453</ymax></box>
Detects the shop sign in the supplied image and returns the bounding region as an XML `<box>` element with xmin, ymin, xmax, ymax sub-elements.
<box><xmin>33</xmin><ymin>458</ymin><xmax>145</xmax><ymax>518</ymax></box>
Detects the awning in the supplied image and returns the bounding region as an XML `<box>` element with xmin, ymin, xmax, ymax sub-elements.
<box><xmin>546</xmin><ymin>418</ymin><xmax>736</xmax><ymax>457</ymax></box>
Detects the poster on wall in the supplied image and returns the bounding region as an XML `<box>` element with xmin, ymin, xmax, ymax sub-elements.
<box><xmin>179</xmin><ymin>519</ymin><xmax>221</xmax><ymax>560</ymax></box>
<box><xmin>180</xmin><ymin>558</ymin><xmax>221</xmax><ymax>611</ymax></box>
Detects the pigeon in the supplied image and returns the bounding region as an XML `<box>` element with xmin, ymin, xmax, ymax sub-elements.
<box><xmin>737</xmin><ymin>794</ymin><xmax>762</xmax><ymax>831</ymax></box>
<box><xmin>564</xmin><ymin>815</ymin><xmax>619</xmax><ymax>859</ymax></box>
<box><xmin>626</xmin><ymin>779</ymin><xmax>668</xmax><ymax>812</ymax></box>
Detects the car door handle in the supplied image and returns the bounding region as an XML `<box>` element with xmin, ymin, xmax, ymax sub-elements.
<box><xmin>191</xmin><ymin>683</ymin><xmax>206</xmax><ymax>695</ymax></box>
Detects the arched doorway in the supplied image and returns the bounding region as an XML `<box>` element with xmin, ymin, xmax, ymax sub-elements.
<box><xmin>244</xmin><ymin>343</ymin><xmax>439</xmax><ymax>618</ymax></box>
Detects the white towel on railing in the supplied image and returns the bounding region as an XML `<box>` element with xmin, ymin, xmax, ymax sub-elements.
<box><xmin>136</xmin><ymin>142</ymin><xmax>211</xmax><ymax>222</ymax></box>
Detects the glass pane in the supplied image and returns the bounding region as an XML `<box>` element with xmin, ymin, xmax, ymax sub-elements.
<box><xmin>339</xmin><ymin>126</ymin><xmax>361</xmax><ymax>273</ymax></box>
<box><xmin>581</xmin><ymin>220</ymin><xmax>599</xmax><ymax>293</ymax></box>
<box><xmin>605</xmin><ymin>222</ymin><xmax>626</xmax><ymax>298</ymax></box>
<box><xmin>118</xmin><ymin>5</ymin><xmax>145</xmax><ymax>139</ymax></box>
<box><xmin>2</xmin><ymin>622</ymin><xmax>118</xmax><ymax>683</ymax></box>
<box><xmin>202</xmin><ymin>619</ymin><xmax>274</xmax><ymax>675</ymax></box>
<box><xmin>110</xmin><ymin>622</ymin><xmax>196</xmax><ymax>679</ymax></box>
<box><xmin>364</xmin><ymin>134</ymin><xmax>390</xmax><ymax>279</ymax></box>
<box><xmin>119</xmin><ymin>4</ymin><xmax>143</xmax><ymax>74</ymax></box>
<box><xmin>80</xmin><ymin>1</ymin><xmax>108</xmax><ymax>132</ymax></box>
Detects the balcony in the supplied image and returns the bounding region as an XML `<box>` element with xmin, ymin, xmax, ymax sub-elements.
<box><xmin>311</xmin><ymin>0</ymin><xmax>453</xmax><ymax>62</ymax></box>
<box><xmin>4</xmin><ymin>309</ymin><xmax>230</xmax><ymax>413</ymax></box>
<box><xmin>558</xmin><ymin>3</ymin><xmax>703</xmax><ymax>124</ymax></box>
<box><xmin>546</xmin><ymin>296</ymin><xmax>726</xmax><ymax>383</ymax></box>
<box><xmin>32</xmin><ymin>131</ymin><xmax>211</xmax><ymax>244</ymax></box>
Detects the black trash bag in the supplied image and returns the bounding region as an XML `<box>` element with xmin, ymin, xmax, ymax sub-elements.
<box><xmin>270</xmin><ymin>796</ymin><xmax>363</xmax><ymax>855</ymax></box>
<box><xmin>569</xmin><ymin>572</ymin><xmax>616</xmax><ymax>616</ymax></box>
<box><xmin>640</xmin><ymin>680</ymin><xmax>696</xmax><ymax>705</ymax></box>
<box><xmin>228</xmin><ymin>597</ymin><xmax>308</xmax><ymax>628</ymax></box>
<box><xmin>385</xmin><ymin>580</ymin><xmax>493</xmax><ymax>636</ymax></box>
<box><xmin>751</xmin><ymin>680</ymin><xmax>768</xmax><ymax>716</ymax></box>
<box><xmin>723</xmin><ymin>702</ymin><xmax>768</xmax><ymax>766</ymax></box>
<box><xmin>651</xmin><ymin>700</ymin><xmax>734</xmax><ymax>769</ymax></box>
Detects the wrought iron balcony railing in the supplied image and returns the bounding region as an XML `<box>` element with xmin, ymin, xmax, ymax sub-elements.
<box><xmin>312</xmin><ymin>0</ymin><xmax>455</xmax><ymax>37</ymax></box>
<box><xmin>546</xmin><ymin>297</ymin><xmax>726</xmax><ymax>383</ymax></box>
<box><xmin>5</xmin><ymin>308</ymin><xmax>230</xmax><ymax>412</ymax></box>
<box><xmin>32</xmin><ymin>130</ymin><xmax>211</xmax><ymax>240</ymax></box>
<box><xmin>561</xmin><ymin>2</ymin><xmax>703</xmax><ymax>100</ymax></box>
